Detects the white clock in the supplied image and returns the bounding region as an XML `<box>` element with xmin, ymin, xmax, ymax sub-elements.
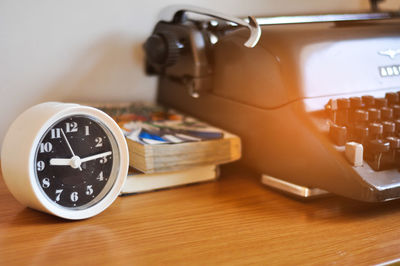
<box><xmin>1</xmin><ymin>102</ymin><xmax>129</xmax><ymax>220</ymax></box>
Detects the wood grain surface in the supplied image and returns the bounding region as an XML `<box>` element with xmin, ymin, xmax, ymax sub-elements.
<box><xmin>1</xmin><ymin>163</ymin><xmax>400</xmax><ymax>265</ymax></box>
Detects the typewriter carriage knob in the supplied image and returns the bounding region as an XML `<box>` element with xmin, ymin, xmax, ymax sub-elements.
<box><xmin>144</xmin><ymin>31</ymin><xmax>182</xmax><ymax>70</ymax></box>
<box><xmin>144</xmin><ymin>5</ymin><xmax>262</xmax><ymax>98</ymax></box>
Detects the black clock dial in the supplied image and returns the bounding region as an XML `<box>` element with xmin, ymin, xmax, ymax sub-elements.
<box><xmin>34</xmin><ymin>115</ymin><xmax>118</xmax><ymax>209</ymax></box>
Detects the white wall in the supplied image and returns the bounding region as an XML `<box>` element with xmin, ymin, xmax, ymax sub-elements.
<box><xmin>0</xmin><ymin>0</ymin><xmax>399</xmax><ymax>148</ymax></box>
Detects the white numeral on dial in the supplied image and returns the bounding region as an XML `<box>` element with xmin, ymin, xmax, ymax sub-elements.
<box><xmin>70</xmin><ymin>192</ymin><xmax>78</xmax><ymax>202</ymax></box>
<box><xmin>99</xmin><ymin>157</ymin><xmax>107</xmax><ymax>164</ymax></box>
<box><xmin>97</xmin><ymin>171</ymin><xmax>104</xmax><ymax>181</ymax></box>
<box><xmin>50</xmin><ymin>128</ymin><xmax>61</xmax><ymax>139</ymax></box>
<box><xmin>86</xmin><ymin>185</ymin><xmax>93</xmax><ymax>195</ymax></box>
<box><xmin>42</xmin><ymin>178</ymin><xmax>50</xmax><ymax>188</ymax></box>
<box><xmin>55</xmin><ymin>189</ymin><xmax>63</xmax><ymax>202</ymax></box>
<box><xmin>85</xmin><ymin>126</ymin><xmax>90</xmax><ymax>136</ymax></box>
<box><xmin>66</xmin><ymin>122</ymin><xmax>78</xmax><ymax>133</ymax></box>
<box><xmin>37</xmin><ymin>161</ymin><xmax>45</xmax><ymax>171</ymax></box>
<box><xmin>39</xmin><ymin>142</ymin><xmax>53</xmax><ymax>153</ymax></box>
<box><xmin>95</xmin><ymin>137</ymin><xmax>103</xmax><ymax>147</ymax></box>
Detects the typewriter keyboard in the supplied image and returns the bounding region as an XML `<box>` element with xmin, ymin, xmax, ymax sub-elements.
<box><xmin>326</xmin><ymin>93</ymin><xmax>400</xmax><ymax>171</ymax></box>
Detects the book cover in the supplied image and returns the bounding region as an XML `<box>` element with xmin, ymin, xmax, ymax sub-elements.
<box><xmin>120</xmin><ymin>165</ymin><xmax>219</xmax><ymax>195</ymax></box>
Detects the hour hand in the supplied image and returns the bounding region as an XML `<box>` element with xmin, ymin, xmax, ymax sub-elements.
<box><xmin>49</xmin><ymin>158</ymin><xmax>72</xmax><ymax>166</ymax></box>
<box><xmin>49</xmin><ymin>156</ymin><xmax>82</xmax><ymax>169</ymax></box>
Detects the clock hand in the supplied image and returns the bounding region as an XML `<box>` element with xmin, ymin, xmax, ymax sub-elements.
<box><xmin>80</xmin><ymin>151</ymin><xmax>112</xmax><ymax>163</ymax></box>
<box><xmin>49</xmin><ymin>156</ymin><xmax>82</xmax><ymax>169</ymax></box>
<box><xmin>60</xmin><ymin>128</ymin><xmax>82</xmax><ymax>171</ymax></box>
<box><xmin>49</xmin><ymin>158</ymin><xmax>72</xmax><ymax>166</ymax></box>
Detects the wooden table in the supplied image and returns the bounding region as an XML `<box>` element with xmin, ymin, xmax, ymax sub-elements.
<box><xmin>1</xmin><ymin>164</ymin><xmax>400</xmax><ymax>265</ymax></box>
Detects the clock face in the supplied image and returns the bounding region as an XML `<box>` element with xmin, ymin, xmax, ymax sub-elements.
<box><xmin>34</xmin><ymin>115</ymin><xmax>119</xmax><ymax>209</ymax></box>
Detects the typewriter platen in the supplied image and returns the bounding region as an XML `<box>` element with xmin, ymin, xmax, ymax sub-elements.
<box><xmin>144</xmin><ymin>4</ymin><xmax>400</xmax><ymax>202</ymax></box>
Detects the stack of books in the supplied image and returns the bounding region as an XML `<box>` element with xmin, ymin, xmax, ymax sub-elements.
<box><xmin>95</xmin><ymin>102</ymin><xmax>241</xmax><ymax>195</ymax></box>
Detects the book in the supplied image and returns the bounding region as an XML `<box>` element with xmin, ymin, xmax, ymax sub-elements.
<box><xmin>120</xmin><ymin>164</ymin><xmax>219</xmax><ymax>195</ymax></box>
<box><xmin>93</xmin><ymin>102</ymin><xmax>241</xmax><ymax>173</ymax></box>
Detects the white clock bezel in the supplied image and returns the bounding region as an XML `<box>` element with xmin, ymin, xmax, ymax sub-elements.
<box><xmin>1</xmin><ymin>102</ymin><xmax>129</xmax><ymax>220</ymax></box>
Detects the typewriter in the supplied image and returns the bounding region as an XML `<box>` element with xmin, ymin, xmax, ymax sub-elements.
<box><xmin>144</xmin><ymin>2</ymin><xmax>400</xmax><ymax>202</ymax></box>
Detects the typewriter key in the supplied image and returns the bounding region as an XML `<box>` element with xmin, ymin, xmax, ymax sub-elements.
<box><xmin>381</xmin><ymin>107</ymin><xmax>393</xmax><ymax>121</ymax></box>
<box><xmin>375</xmin><ymin>98</ymin><xmax>388</xmax><ymax>108</ymax></box>
<box><xmin>368</xmin><ymin>108</ymin><xmax>381</xmax><ymax>122</ymax></box>
<box><xmin>369</xmin><ymin>123</ymin><xmax>383</xmax><ymax>139</ymax></box>
<box><xmin>386</xmin><ymin>92</ymin><xmax>399</xmax><ymax>105</ymax></box>
<box><xmin>329</xmin><ymin>124</ymin><xmax>347</xmax><ymax>146</ymax></box>
<box><xmin>366</xmin><ymin>139</ymin><xmax>390</xmax><ymax>171</ymax></box>
<box><xmin>362</xmin><ymin>95</ymin><xmax>375</xmax><ymax>108</ymax></box>
<box><xmin>382</xmin><ymin>121</ymin><xmax>395</xmax><ymax>137</ymax></box>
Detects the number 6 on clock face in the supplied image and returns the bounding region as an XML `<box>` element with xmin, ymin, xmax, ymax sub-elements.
<box><xmin>1</xmin><ymin>102</ymin><xmax>129</xmax><ymax>220</ymax></box>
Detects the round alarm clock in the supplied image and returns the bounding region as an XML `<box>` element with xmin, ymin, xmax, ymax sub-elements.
<box><xmin>1</xmin><ymin>102</ymin><xmax>129</xmax><ymax>220</ymax></box>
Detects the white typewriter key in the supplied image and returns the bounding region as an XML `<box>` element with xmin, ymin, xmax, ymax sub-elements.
<box><xmin>345</xmin><ymin>142</ymin><xmax>363</xmax><ymax>167</ymax></box>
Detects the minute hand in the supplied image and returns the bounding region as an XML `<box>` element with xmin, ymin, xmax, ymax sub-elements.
<box><xmin>80</xmin><ymin>151</ymin><xmax>112</xmax><ymax>163</ymax></box>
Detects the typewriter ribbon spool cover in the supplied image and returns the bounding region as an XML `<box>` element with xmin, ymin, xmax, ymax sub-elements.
<box><xmin>145</xmin><ymin>5</ymin><xmax>400</xmax><ymax>202</ymax></box>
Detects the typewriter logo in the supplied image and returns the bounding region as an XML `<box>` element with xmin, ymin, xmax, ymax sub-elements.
<box><xmin>378</xmin><ymin>49</ymin><xmax>400</xmax><ymax>59</ymax></box>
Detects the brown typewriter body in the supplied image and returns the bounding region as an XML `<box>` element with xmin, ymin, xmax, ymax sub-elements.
<box><xmin>145</xmin><ymin>8</ymin><xmax>400</xmax><ymax>201</ymax></box>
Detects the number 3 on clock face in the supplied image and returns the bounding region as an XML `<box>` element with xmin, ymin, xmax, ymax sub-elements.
<box><xmin>1</xmin><ymin>102</ymin><xmax>129</xmax><ymax>220</ymax></box>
